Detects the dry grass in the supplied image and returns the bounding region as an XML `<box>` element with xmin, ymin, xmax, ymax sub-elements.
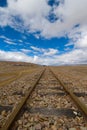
<box><xmin>0</xmin><ymin>61</ymin><xmax>42</xmax><ymax>87</ymax></box>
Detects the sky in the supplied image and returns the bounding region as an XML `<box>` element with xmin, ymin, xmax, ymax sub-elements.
<box><xmin>0</xmin><ymin>0</ymin><xmax>87</xmax><ymax>65</ymax></box>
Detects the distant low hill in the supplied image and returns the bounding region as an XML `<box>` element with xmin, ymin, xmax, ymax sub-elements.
<box><xmin>0</xmin><ymin>61</ymin><xmax>40</xmax><ymax>67</ymax></box>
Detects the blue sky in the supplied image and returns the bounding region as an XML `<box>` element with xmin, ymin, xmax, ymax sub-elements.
<box><xmin>0</xmin><ymin>0</ymin><xmax>87</xmax><ymax>65</ymax></box>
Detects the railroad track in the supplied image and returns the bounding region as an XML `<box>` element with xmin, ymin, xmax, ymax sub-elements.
<box><xmin>0</xmin><ymin>68</ymin><xmax>87</xmax><ymax>130</ymax></box>
<box><xmin>50</xmin><ymin>67</ymin><xmax>87</xmax><ymax>113</ymax></box>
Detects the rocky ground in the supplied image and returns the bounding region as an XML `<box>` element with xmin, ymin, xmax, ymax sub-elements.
<box><xmin>51</xmin><ymin>66</ymin><xmax>87</xmax><ymax>106</ymax></box>
<box><xmin>0</xmin><ymin>61</ymin><xmax>43</xmax><ymax>128</ymax></box>
<box><xmin>0</xmin><ymin>62</ymin><xmax>87</xmax><ymax>130</ymax></box>
<box><xmin>12</xmin><ymin>69</ymin><xmax>87</xmax><ymax>130</ymax></box>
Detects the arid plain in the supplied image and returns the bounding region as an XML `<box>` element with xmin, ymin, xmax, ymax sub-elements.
<box><xmin>0</xmin><ymin>61</ymin><xmax>87</xmax><ymax>129</ymax></box>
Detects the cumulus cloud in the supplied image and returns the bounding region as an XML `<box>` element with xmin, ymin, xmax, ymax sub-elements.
<box><xmin>0</xmin><ymin>50</ymin><xmax>33</xmax><ymax>62</ymax></box>
<box><xmin>0</xmin><ymin>0</ymin><xmax>87</xmax><ymax>38</ymax></box>
<box><xmin>0</xmin><ymin>49</ymin><xmax>87</xmax><ymax>65</ymax></box>
<box><xmin>0</xmin><ymin>0</ymin><xmax>87</xmax><ymax>42</ymax></box>
<box><xmin>0</xmin><ymin>0</ymin><xmax>87</xmax><ymax>65</ymax></box>
<box><xmin>75</xmin><ymin>32</ymin><xmax>87</xmax><ymax>49</ymax></box>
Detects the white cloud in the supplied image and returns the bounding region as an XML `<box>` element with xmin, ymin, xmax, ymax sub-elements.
<box><xmin>0</xmin><ymin>35</ymin><xmax>17</xmax><ymax>45</ymax></box>
<box><xmin>0</xmin><ymin>8</ymin><xmax>11</xmax><ymax>27</ymax></box>
<box><xmin>33</xmin><ymin>55</ymin><xmax>39</xmax><ymax>62</ymax></box>
<box><xmin>75</xmin><ymin>32</ymin><xmax>87</xmax><ymax>49</ymax></box>
<box><xmin>30</xmin><ymin>46</ymin><xmax>41</xmax><ymax>52</ymax></box>
<box><xmin>30</xmin><ymin>46</ymin><xmax>58</xmax><ymax>56</ymax></box>
<box><xmin>0</xmin><ymin>49</ymin><xmax>87</xmax><ymax>65</ymax></box>
<box><xmin>55</xmin><ymin>49</ymin><xmax>87</xmax><ymax>65</ymax></box>
<box><xmin>43</xmin><ymin>48</ymin><xmax>58</xmax><ymax>56</ymax></box>
<box><xmin>0</xmin><ymin>50</ymin><xmax>33</xmax><ymax>62</ymax></box>
<box><xmin>4</xmin><ymin>40</ymin><xmax>16</xmax><ymax>45</ymax></box>
<box><xmin>0</xmin><ymin>35</ymin><xmax>11</xmax><ymax>41</ymax></box>
<box><xmin>65</xmin><ymin>42</ymin><xmax>73</xmax><ymax>47</ymax></box>
<box><xmin>19</xmin><ymin>40</ymin><xmax>23</xmax><ymax>42</ymax></box>
<box><xmin>20</xmin><ymin>49</ymin><xmax>31</xmax><ymax>53</ymax></box>
<box><xmin>0</xmin><ymin>0</ymin><xmax>87</xmax><ymax>39</ymax></box>
<box><xmin>0</xmin><ymin>0</ymin><xmax>87</xmax><ymax>65</ymax></box>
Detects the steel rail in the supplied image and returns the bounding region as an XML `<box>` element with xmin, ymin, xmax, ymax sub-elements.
<box><xmin>49</xmin><ymin>68</ymin><xmax>87</xmax><ymax>118</ymax></box>
<box><xmin>0</xmin><ymin>68</ymin><xmax>45</xmax><ymax>130</ymax></box>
